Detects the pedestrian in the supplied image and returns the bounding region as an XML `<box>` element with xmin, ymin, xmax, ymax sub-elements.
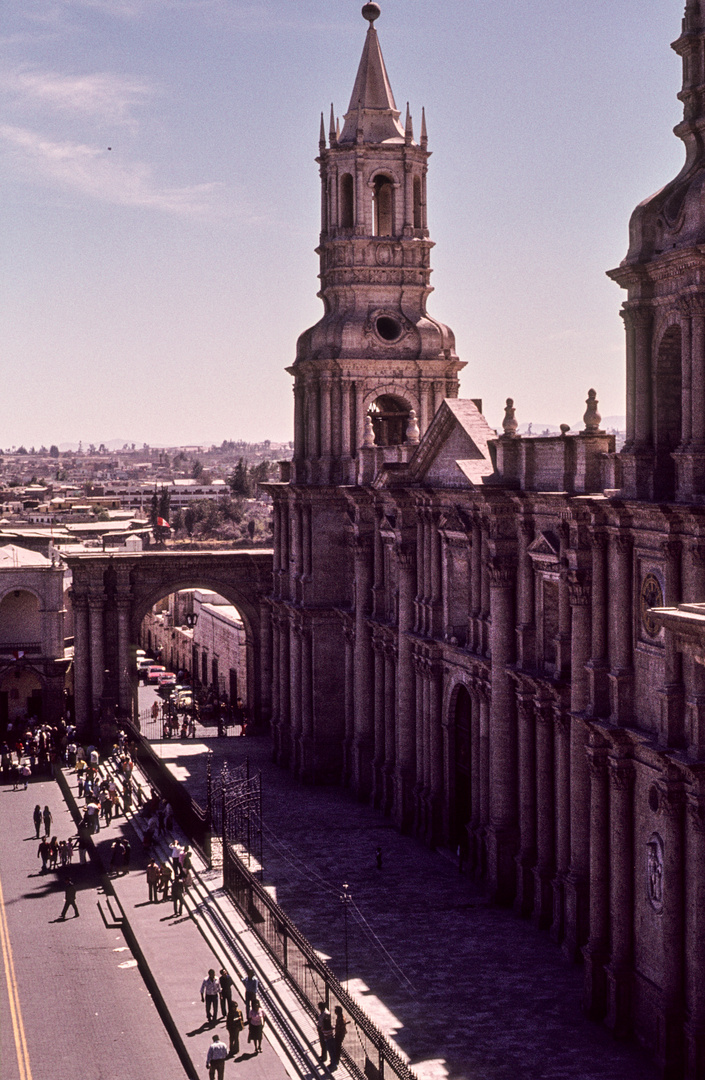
<box><xmin>58</xmin><ymin>877</ymin><xmax>79</xmax><ymax>920</ymax></box>
<box><xmin>225</xmin><ymin>1001</ymin><xmax>244</xmax><ymax>1057</ymax></box>
<box><xmin>169</xmin><ymin>838</ymin><xmax>183</xmax><ymax>871</ymax></box>
<box><xmin>37</xmin><ymin>837</ymin><xmax>50</xmax><ymax>872</ymax></box>
<box><xmin>242</xmin><ymin>969</ymin><xmax>259</xmax><ymax>1020</ymax></box>
<box><xmin>158</xmin><ymin>861</ymin><xmax>172</xmax><ymax>902</ymax></box>
<box><xmin>201</xmin><ymin>968</ymin><xmax>220</xmax><ymax>1024</ymax></box>
<box><xmin>146</xmin><ymin>857</ymin><xmax>161</xmax><ymax>903</ymax></box>
<box><xmin>205</xmin><ymin>1033</ymin><xmax>228</xmax><ymax>1080</ymax></box>
<box><xmin>33</xmin><ymin>804</ymin><xmax>42</xmax><ymax>839</ymax></box>
<box><xmin>219</xmin><ymin>968</ymin><xmax>234</xmax><ymax>1018</ymax></box>
<box><xmin>20</xmin><ymin>763</ymin><xmax>31</xmax><ymax>789</ymax></box>
<box><xmin>42</xmin><ymin>805</ymin><xmax>52</xmax><ymax>837</ymax></box>
<box><xmin>172</xmin><ymin>871</ymin><xmax>184</xmax><ymax>917</ymax></box>
<box><xmin>109</xmin><ymin>838</ymin><xmax>124</xmax><ymax>873</ymax></box>
<box><xmin>48</xmin><ymin>836</ymin><xmax>59</xmax><ymax>870</ymax></box>
<box><xmin>316</xmin><ymin>1001</ymin><xmax>334</xmax><ymax>1063</ymax></box>
<box><xmin>332</xmin><ymin>1005</ymin><xmax>349</xmax><ymax>1068</ymax></box>
<box><xmin>247</xmin><ymin>999</ymin><xmax>266</xmax><ymax>1053</ymax></box>
<box><xmin>77</xmin><ymin>830</ymin><xmax>89</xmax><ymax>864</ymax></box>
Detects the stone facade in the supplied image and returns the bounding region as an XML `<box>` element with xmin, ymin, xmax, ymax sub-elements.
<box><xmin>0</xmin><ymin>544</ymin><xmax>70</xmax><ymax>729</ymax></box>
<box><xmin>263</xmin><ymin>4</ymin><xmax>705</xmax><ymax>1076</ymax></box>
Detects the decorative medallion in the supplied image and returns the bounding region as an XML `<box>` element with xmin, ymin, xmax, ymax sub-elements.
<box><xmin>375</xmin><ymin>243</ymin><xmax>393</xmax><ymax>266</ymax></box>
<box><xmin>640</xmin><ymin>572</ymin><xmax>664</xmax><ymax>638</ymax></box>
<box><xmin>646</xmin><ymin>832</ymin><xmax>664</xmax><ymax>913</ymax></box>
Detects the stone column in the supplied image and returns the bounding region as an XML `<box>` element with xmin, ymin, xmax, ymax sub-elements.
<box><xmin>430</xmin><ymin>514</ymin><xmax>442</xmax><ymax>638</ymax></box>
<box><xmin>551</xmin><ymin>712</ymin><xmax>571</xmax><ymax>943</ymax></box>
<box><xmin>293</xmin><ymin>385</ymin><xmax>305</xmax><ymax>466</ymax></box>
<box><xmin>470</xmin><ymin>690</ymin><xmax>482</xmax><ymax>863</ymax></box>
<box><xmin>353</xmin><ymin>537</ymin><xmax>374</xmax><ymax>797</ymax></box>
<box><xmin>271</xmin><ymin>615</ymin><xmax>281</xmax><ymax>740</ymax></box>
<box><xmin>684</xmin><ymin>796</ymin><xmax>705</xmax><ymax>1080</ymax></box>
<box><xmin>655</xmin><ymin>785</ymin><xmax>685</xmax><ymax>1078</ymax></box>
<box><xmin>116</xmin><ymin>596</ymin><xmax>131</xmax><ymax>718</ymax></box>
<box><xmin>278</xmin><ymin>619</ymin><xmax>291</xmax><ymax>766</ymax></box>
<box><xmin>403</xmin><ymin>159</ymin><xmax>414</xmax><ymax>235</ymax></box>
<box><xmin>533</xmin><ymin>700</ymin><xmax>555</xmax><ymax>928</ymax></box>
<box><xmin>587</xmin><ymin>532</ymin><xmax>610</xmax><ymax>717</ymax></box>
<box><xmin>395</xmin><ymin>548</ymin><xmax>416</xmax><ymax>829</ymax></box>
<box><xmin>660</xmin><ymin>540</ymin><xmax>684</xmax><ymax>747</ymax></box>
<box><xmin>621</xmin><ymin>307</ymin><xmax>636</xmax><ymax>450</ymax></box>
<box><xmin>471</xmin><ymin>516</ymin><xmax>482</xmax><ymax>653</ymax></box>
<box><xmin>88</xmin><ymin>593</ymin><xmax>105</xmax><ymax>722</ymax></box>
<box><xmin>320</xmin><ymin>374</ymin><xmax>332</xmax><ymax>462</ymax></box>
<box><xmin>259</xmin><ymin>599</ymin><xmax>272</xmax><ymax>730</ymax></box>
<box><xmin>371</xmin><ymin>637</ymin><xmax>385</xmax><ymax>808</ymax></box>
<box><xmin>72</xmin><ymin>592</ymin><xmax>91</xmax><ymax>736</ymax></box>
<box><xmin>564</xmin><ymin>713</ymin><xmax>590</xmax><ymax>960</ymax></box>
<box><xmin>298</xmin><ymin>626</ymin><xmax>314</xmax><ymax>782</ymax></box>
<box><xmin>632</xmin><ymin>306</ymin><xmax>653</xmax><ymax>449</ymax></box>
<box><xmin>341</xmin><ymin>381</ymin><xmax>352</xmax><ymax>460</ymax></box>
<box><xmin>516</xmin><ymin>520</ymin><xmax>535</xmax><ymax>668</ymax></box>
<box><xmin>383</xmin><ymin>644</ymin><xmax>396</xmax><ymax>815</ymax></box>
<box><xmin>583</xmin><ymin>744</ymin><xmax>610</xmax><ymax>1019</ymax></box>
<box><xmin>680</xmin><ymin>305</ymin><xmax>693</xmax><ymax>448</ymax></box>
<box><xmin>427</xmin><ymin>660</ymin><xmax>443</xmax><ymax>846</ymax></box>
<box><xmin>692</xmin><ymin>299</ymin><xmax>705</xmax><ymax>448</ymax></box>
<box><xmin>479</xmin><ymin>689</ymin><xmax>490</xmax><ymax>828</ymax></box>
<box><xmin>514</xmin><ymin>691</ymin><xmax>537</xmax><ymax>916</ymax></box>
<box><xmin>487</xmin><ymin>559</ymin><xmax>518</xmax><ymax>902</ymax></box>
<box><xmin>289</xmin><ymin>621</ymin><xmax>302</xmax><ymax>769</ymax></box>
<box><xmin>608</xmin><ymin>534</ymin><xmax>633</xmax><ymax>725</ymax></box>
<box><xmin>605</xmin><ymin>757</ymin><xmax>635</xmax><ymax>1036</ymax></box>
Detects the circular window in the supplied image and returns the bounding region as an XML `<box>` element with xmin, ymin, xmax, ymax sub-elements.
<box><xmin>375</xmin><ymin>316</ymin><xmax>402</xmax><ymax>342</ymax></box>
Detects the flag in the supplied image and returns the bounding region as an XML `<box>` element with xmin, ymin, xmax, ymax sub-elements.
<box><xmin>156</xmin><ymin>517</ymin><xmax>170</xmax><ymax>528</ymax></box>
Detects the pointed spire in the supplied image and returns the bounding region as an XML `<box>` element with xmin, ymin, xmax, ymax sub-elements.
<box><xmin>420</xmin><ymin>107</ymin><xmax>428</xmax><ymax>150</ymax></box>
<box><xmin>329</xmin><ymin>103</ymin><xmax>337</xmax><ymax>148</ymax></box>
<box><xmin>319</xmin><ymin>112</ymin><xmax>326</xmax><ymax>151</ymax></box>
<box><xmin>338</xmin><ymin>4</ymin><xmax>405</xmax><ymax>145</ymax></box>
<box><xmin>336</xmin><ymin>117</ymin><xmax>340</xmax><ymax>141</ymax></box>
<box><xmin>405</xmin><ymin>102</ymin><xmax>414</xmax><ymax>145</ymax></box>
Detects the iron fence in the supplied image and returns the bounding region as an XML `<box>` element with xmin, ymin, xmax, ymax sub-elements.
<box><xmin>222</xmin><ymin>843</ymin><xmax>417</xmax><ymax>1080</ymax></box>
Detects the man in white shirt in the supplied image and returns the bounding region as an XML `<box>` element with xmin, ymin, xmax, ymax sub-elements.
<box><xmin>201</xmin><ymin>969</ymin><xmax>220</xmax><ymax>1024</ymax></box>
<box><xmin>206</xmin><ymin>1034</ymin><xmax>228</xmax><ymax>1079</ymax></box>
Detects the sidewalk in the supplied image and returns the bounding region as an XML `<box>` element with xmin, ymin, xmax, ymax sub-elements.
<box><xmin>153</xmin><ymin>735</ymin><xmax>660</xmax><ymax>1080</ymax></box>
<box><xmin>58</xmin><ymin>762</ymin><xmax>339</xmax><ymax>1080</ymax></box>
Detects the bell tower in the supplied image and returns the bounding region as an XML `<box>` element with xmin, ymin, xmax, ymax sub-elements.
<box><xmin>609</xmin><ymin>0</ymin><xmax>705</xmax><ymax>502</ymax></box>
<box><xmin>290</xmin><ymin>1</ymin><xmax>464</xmax><ymax>485</ymax></box>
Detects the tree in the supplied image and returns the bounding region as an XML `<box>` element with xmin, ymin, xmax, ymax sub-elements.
<box><xmin>248</xmin><ymin>518</ymin><xmax>256</xmax><ymax>541</ymax></box>
<box><xmin>17</xmin><ymin>446</ymin><xmax>27</xmax><ymax>455</ymax></box>
<box><xmin>191</xmin><ymin>459</ymin><xmax>204</xmax><ymax>480</ymax></box>
<box><xmin>228</xmin><ymin>458</ymin><xmax>250</xmax><ymax>497</ymax></box>
<box><xmin>49</xmin><ymin>445</ymin><xmax>60</xmax><ymax>458</ymax></box>
<box><xmin>184</xmin><ymin>507</ymin><xmax>196</xmax><ymax>536</ymax></box>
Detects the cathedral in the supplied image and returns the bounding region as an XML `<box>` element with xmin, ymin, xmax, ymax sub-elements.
<box><xmin>264</xmin><ymin>3</ymin><xmax>705</xmax><ymax>1076</ymax></box>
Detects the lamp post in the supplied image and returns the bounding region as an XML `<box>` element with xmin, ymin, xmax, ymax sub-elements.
<box><xmin>340</xmin><ymin>883</ymin><xmax>351</xmax><ymax>990</ymax></box>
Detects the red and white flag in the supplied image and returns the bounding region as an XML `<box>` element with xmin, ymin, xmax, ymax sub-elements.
<box><xmin>156</xmin><ymin>517</ymin><xmax>170</xmax><ymax>528</ymax></box>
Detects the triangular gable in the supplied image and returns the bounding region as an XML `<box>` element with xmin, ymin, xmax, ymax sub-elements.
<box><xmin>527</xmin><ymin>531</ymin><xmax>560</xmax><ymax>558</ymax></box>
<box><xmin>410</xmin><ymin>399</ymin><xmax>496</xmax><ymax>488</ymax></box>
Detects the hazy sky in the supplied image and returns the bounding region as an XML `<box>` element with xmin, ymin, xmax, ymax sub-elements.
<box><xmin>1</xmin><ymin>1</ymin><xmax>688</xmax><ymax>448</ymax></box>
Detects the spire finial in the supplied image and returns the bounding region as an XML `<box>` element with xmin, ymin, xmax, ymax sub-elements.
<box><xmin>583</xmin><ymin>388</ymin><xmax>602</xmax><ymax>434</ymax></box>
<box><xmin>405</xmin><ymin>102</ymin><xmax>414</xmax><ymax>145</ymax></box>
<box><xmin>421</xmin><ymin>107</ymin><xmax>428</xmax><ymax>149</ymax></box>
<box><xmin>502</xmin><ymin>398</ymin><xmax>518</xmax><ymax>438</ymax></box>
<box><xmin>362</xmin><ymin>2</ymin><xmax>381</xmax><ymax>24</ymax></box>
<box><xmin>329</xmin><ymin>103</ymin><xmax>337</xmax><ymax>147</ymax></box>
<box><xmin>319</xmin><ymin>112</ymin><xmax>326</xmax><ymax>151</ymax></box>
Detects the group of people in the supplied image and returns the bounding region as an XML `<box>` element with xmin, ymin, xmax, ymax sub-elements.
<box><xmin>35</xmin><ymin>803</ymin><xmax>88</xmax><ymax>872</ymax></box>
<box><xmin>316</xmin><ymin>1001</ymin><xmax>349</xmax><ymax>1070</ymax></box>
<box><xmin>200</xmin><ymin>967</ymin><xmax>266</xmax><ymax>1073</ymax></box>
<box><xmin>145</xmin><ymin>846</ymin><xmax>193</xmax><ymax>916</ymax></box>
<box><xmin>1</xmin><ymin>715</ymin><xmax>77</xmax><ymax>786</ymax></box>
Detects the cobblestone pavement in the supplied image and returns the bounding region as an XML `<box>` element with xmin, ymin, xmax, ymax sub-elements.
<box><xmin>154</xmin><ymin>734</ymin><xmax>658</xmax><ymax>1080</ymax></box>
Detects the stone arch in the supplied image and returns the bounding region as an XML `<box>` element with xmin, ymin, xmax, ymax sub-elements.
<box><xmin>339</xmin><ymin>172</ymin><xmax>354</xmax><ymax>229</ymax></box>
<box><xmin>0</xmin><ymin>589</ymin><xmax>42</xmax><ymax>646</ymax></box>
<box><xmin>362</xmin><ymin>384</ymin><xmax>420</xmax><ymax>448</ymax></box>
<box><xmin>371</xmin><ymin>172</ymin><xmax>395</xmax><ymax>236</ymax></box>
<box><xmin>65</xmin><ymin>551</ymin><xmax>272</xmax><ymax>739</ymax></box>
<box><xmin>653</xmin><ymin>320</ymin><xmax>682</xmax><ymax>500</ymax></box>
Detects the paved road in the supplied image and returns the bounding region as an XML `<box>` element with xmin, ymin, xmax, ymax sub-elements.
<box><xmin>0</xmin><ymin>774</ymin><xmax>186</xmax><ymax>1080</ymax></box>
<box><xmin>154</xmin><ymin>735</ymin><xmax>659</xmax><ymax>1080</ymax></box>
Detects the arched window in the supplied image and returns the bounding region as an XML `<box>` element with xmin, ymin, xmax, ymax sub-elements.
<box><xmin>340</xmin><ymin>173</ymin><xmax>354</xmax><ymax>229</ymax></box>
<box><xmin>413</xmin><ymin>176</ymin><xmax>422</xmax><ymax>230</ymax></box>
<box><xmin>367</xmin><ymin>395</ymin><xmax>410</xmax><ymax>446</ymax></box>
<box><xmin>373</xmin><ymin>175</ymin><xmax>394</xmax><ymax>236</ymax></box>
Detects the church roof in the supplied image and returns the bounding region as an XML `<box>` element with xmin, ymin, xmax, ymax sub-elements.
<box><xmin>338</xmin><ymin>8</ymin><xmax>406</xmax><ymax>145</ymax></box>
<box><xmin>0</xmin><ymin>544</ymin><xmax>52</xmax><ymax>569</ymax></box>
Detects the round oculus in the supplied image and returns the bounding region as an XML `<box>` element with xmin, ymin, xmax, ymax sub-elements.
<box><xmin>375</xmin><ymin>315</ymin><xmax>403</xmax><ymax>342</ymax></box>
<box><xmin>640</xmin><ymin>572</ymin><xmax>664</xmax><ymax>638</ymax></box>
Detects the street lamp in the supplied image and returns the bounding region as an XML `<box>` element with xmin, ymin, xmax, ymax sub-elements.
<box><xmin>184</xmin><ymin>611</ymin><xmax>198</xmax><ymax>629</ymax></box>
<box><xmin>340</xmin><ymin>882</ymin><xmax>351</xmax><ymax>990</ymax></box>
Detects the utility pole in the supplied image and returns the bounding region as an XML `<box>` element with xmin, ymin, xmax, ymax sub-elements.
<box><xmin>340</xmin><ymin>883</ymin><xmax>351</xmax><ymax>990</ymax></box>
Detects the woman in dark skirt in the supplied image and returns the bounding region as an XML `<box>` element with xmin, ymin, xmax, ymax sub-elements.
<box><xmin>247</xmin><ymin>998</ymin><xmax>266</xmax><ymax>1053</ymax></box>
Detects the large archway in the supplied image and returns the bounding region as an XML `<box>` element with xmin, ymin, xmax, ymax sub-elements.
<box><xmin>65</xmin><ymin>550</ymin><xmax>273</xmax><ymax>740</ymax></box>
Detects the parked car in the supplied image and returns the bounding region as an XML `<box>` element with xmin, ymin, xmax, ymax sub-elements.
<box><xmin>157</xmin><ymin>672</ymin><xmax>177</xmax><ymax>693</ymax></box>
<box><xmin>146</xmin><ymin>665</ymin><xmax>166</xmax><ymax>683</ymax></box>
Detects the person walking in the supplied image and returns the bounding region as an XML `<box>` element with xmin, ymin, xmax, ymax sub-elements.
<box><xmin>206</xmin><ymin>1034</ymin><xmax>228</xmax><ymax>1080</ymax></box>
<box><xmin>316</xmin><ymin>1001</ymin><xmax>334</xmax><ymax>1064</ymax></box>
<box><xmin>146</xmin><ymin>858</ymin><xmax>160</xmax><ymax>903</ymax></box>
<box><xmin>32</xmin><ymin>804</ymin><xmax>42</xmax><ymax>839</ymax></box>
<box><xmin>42</xmin><ymin>805</ymin><xmax>52</xmax><ymax>837</ymax></box>
<box><xmin>172</xmin><ymin>872</ymin><xmax>184</xmax><ymax>917</ymax></box>
<box><xmin>242</xmin><ymin>969</ymin><xmax>259</xmax><ymax>1020</ymax></box>
<box><xmin>219</xmin><ymin>968</ymin><xmax>234</xmax><ymax>1018</ymax></box>
<box><xmin>225</xmin><ymin>1001</ymin><xmax>244</xmax><ymax>1057</ymax></box>
<box><xmin>200</xmin><ymin>969</ymin><xmax>220</xmax><ymax>1024</ymax></box>
<box><xmin>332</xmin><ymin>1005</ymin><xmax>349</xmax><ymax>1069</ymax></box>
<box><xmin>37</xmin><ymin>837</ymin><xmax>50</xmax><ymax>872</ymax></box>
<box><xmin>247</xmin><ymin>999</ymin><xmax>265</xmax><ymax>1053</ymax></box>
<box><xmin>58</xmin><ymin>878</ymin><xmax>79</xmax><ymax>920</ymax></box>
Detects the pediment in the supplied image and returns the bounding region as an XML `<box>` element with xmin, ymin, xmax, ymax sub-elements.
<box><xmin>410</xmin><ymin>399</ymin><xmax>495</xmax><ymax>489</ymax></box>
<box><xmin>527</xmin><ymin>531</ymin><xmax>560</xmax><ymax>559</ymax></box>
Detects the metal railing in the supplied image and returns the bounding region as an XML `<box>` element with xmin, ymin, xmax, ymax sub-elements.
<box><xmin>121</xmin><ymin>719</ymin><xmax>211</xmax><ymax>865</ymax></box>
<box><xmin>222</xmin><ymin>842</ymin><xmax>417</xmax><ymax>1080</ymax></box>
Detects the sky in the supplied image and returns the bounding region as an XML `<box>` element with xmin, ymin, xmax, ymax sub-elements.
<box><xmin>0</xmin><ymin>0</ymin><xmax>689</xmax><ymax>448</ymax></box>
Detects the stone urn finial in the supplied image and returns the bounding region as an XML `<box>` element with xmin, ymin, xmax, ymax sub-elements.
<box><xmin>362</xmin><ymin>2</ymin><xmax>381</xmax><ymax>23</ymax></box>
<box><xmin>502</xmin><ymin>398</ymin><xmax>518</xmax><ymax>438</ymax></box>
<box><xmin>406</xmin><ymin>409</ymin><xmax>420</xmax><ymax>445</ymax></box>
<box><xmin>583</xmin><ymin>388</ymin><xmax>602</xmax><ymax>434</ymax></box>
<box><xmin>362</xmin><ymin>414</ymin><xmax>376</xmax><ymax>448</ymax></box>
